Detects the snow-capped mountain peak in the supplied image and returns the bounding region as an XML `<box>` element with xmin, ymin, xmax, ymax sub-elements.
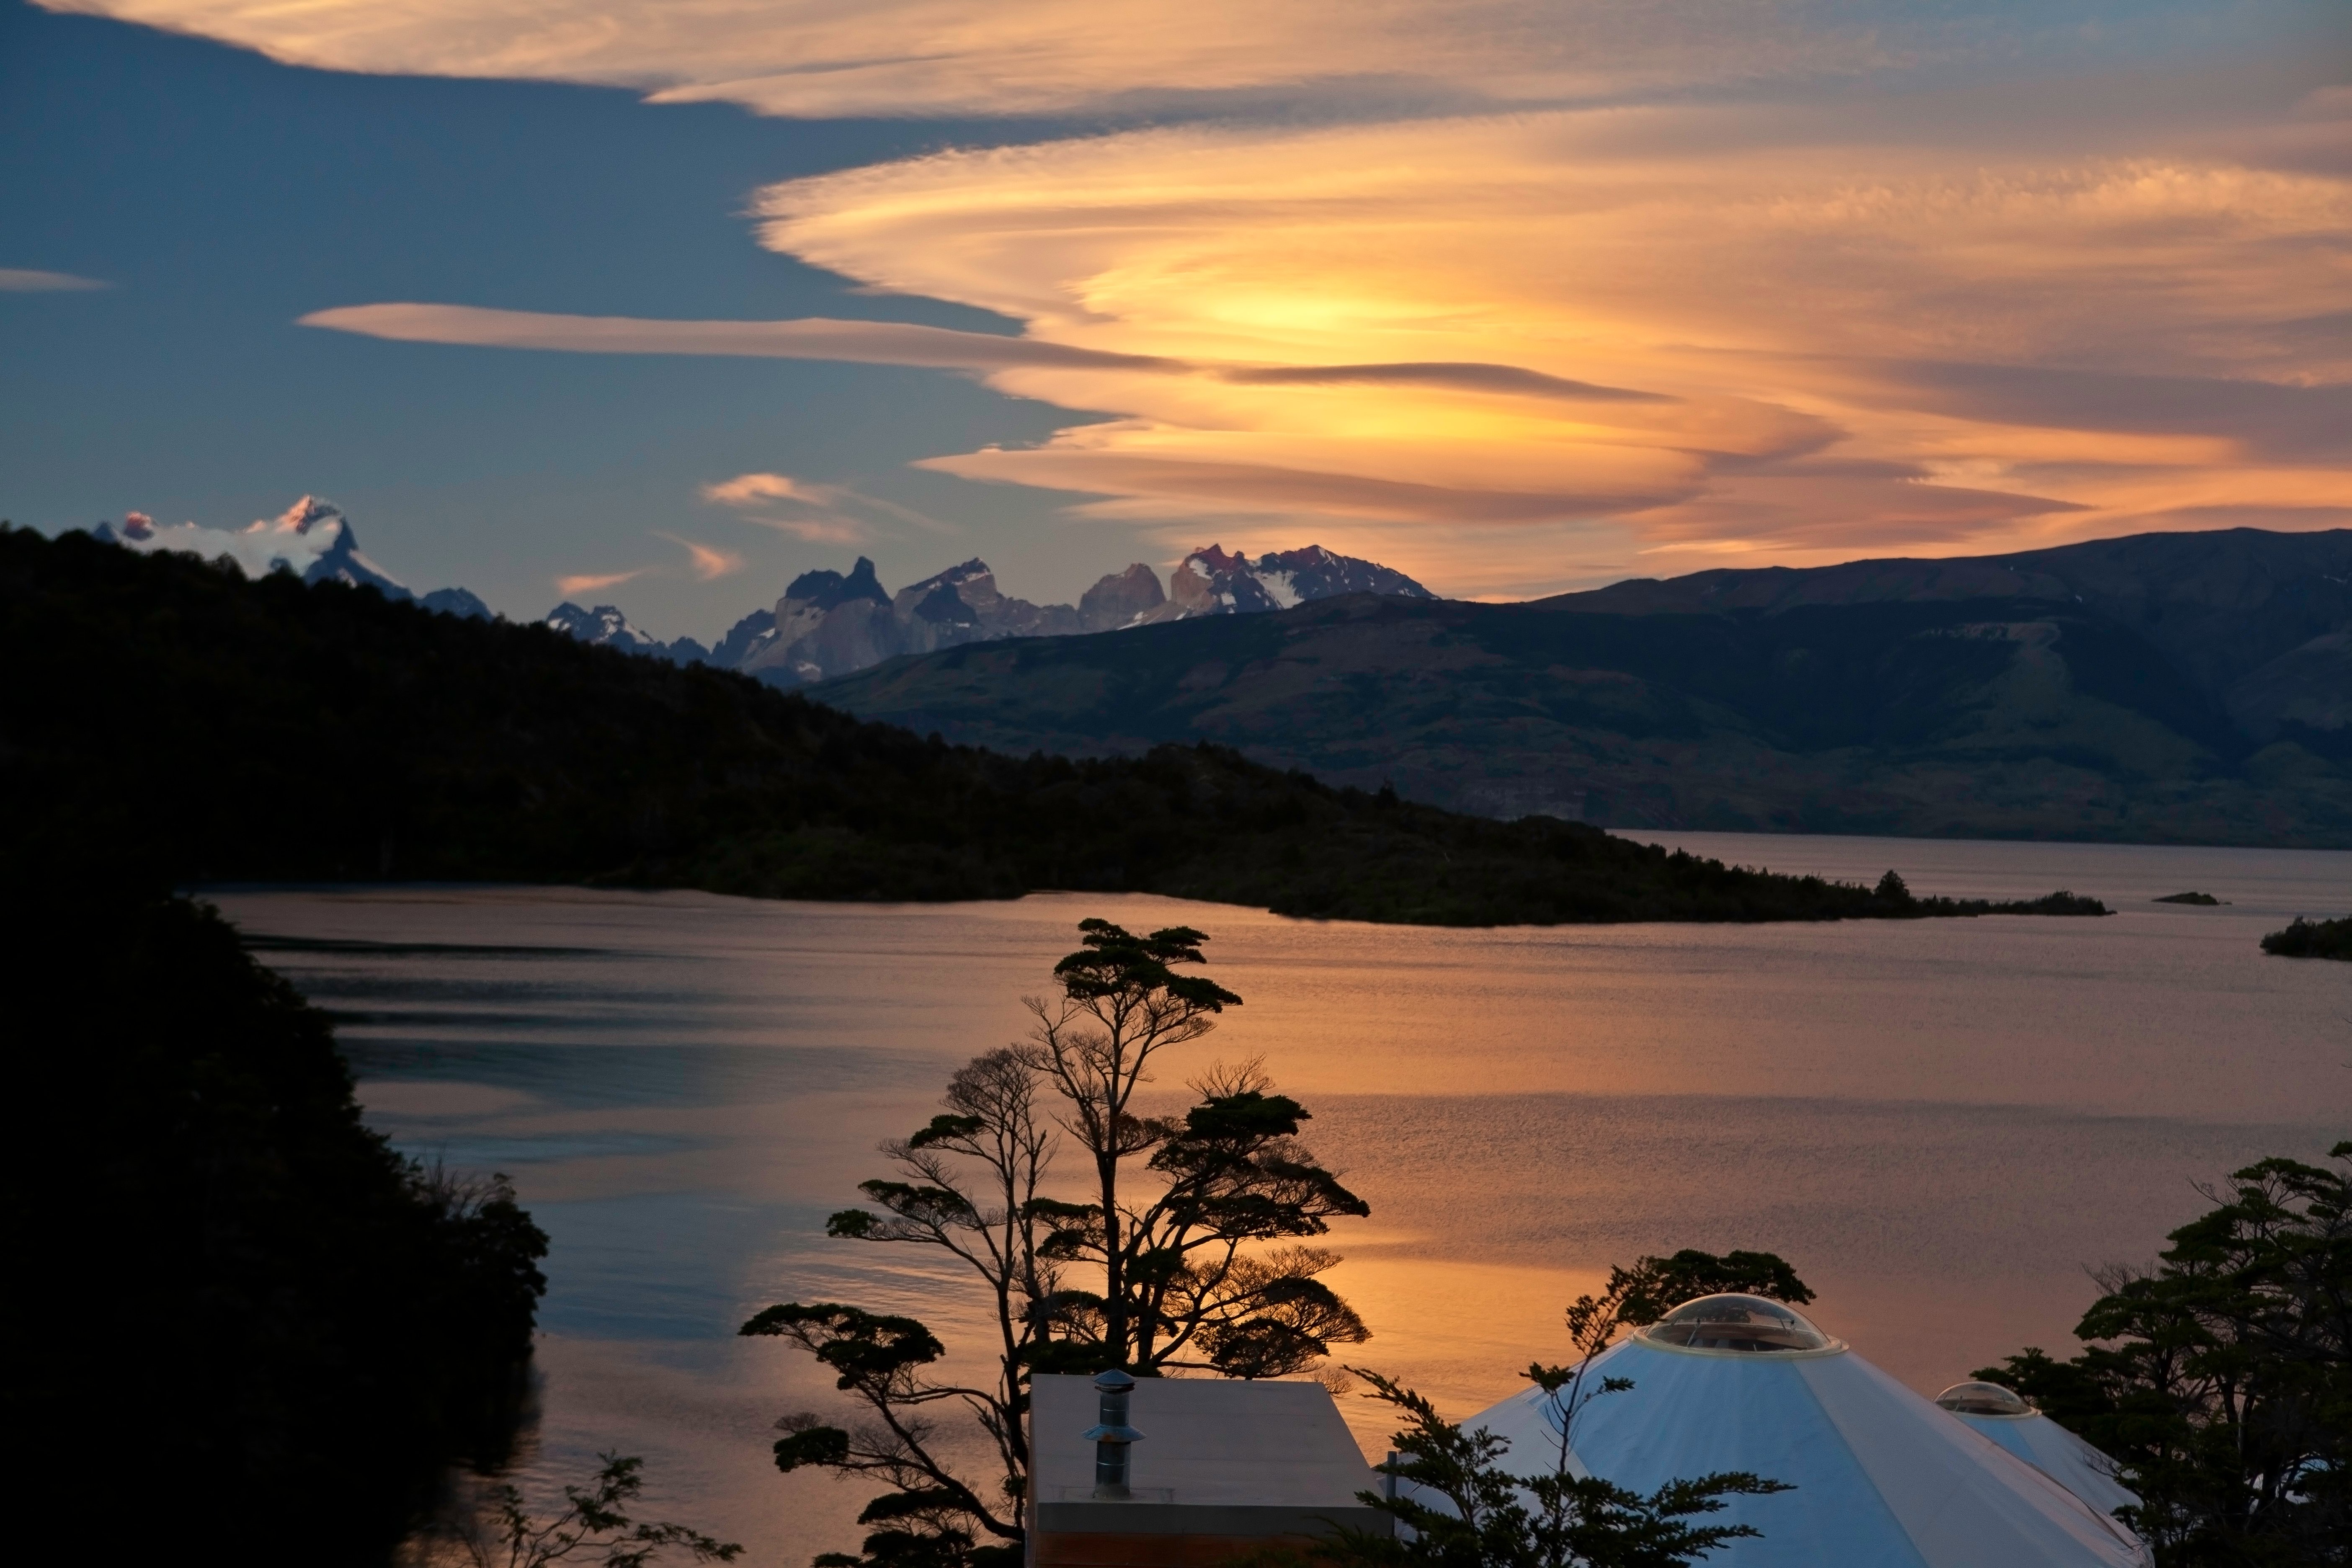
<box><xmin>1162</xmin><ymin>542</ymin><xmax>1431</xmax><ymax>618</ymax></box>
<box><xmin>89</xmin><ymin>496</ymin><xmax>490</xmax><ymax>618</ymax></box>
<box><xmin>541</xmin><ymin>601</ymin><xmax>711</xmax><ymax>665</ymax></box>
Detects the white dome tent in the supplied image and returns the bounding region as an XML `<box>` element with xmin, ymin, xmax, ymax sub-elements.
<box><xmin>1935</xmin><ymin>1381</ymin><xmax>2144</xmax><ymax>1525</ymax></box>
<box><xmin>1460</xmin><ymin>1295</ymin><xmax>2152</xmax><ymax>1568</ymax></box>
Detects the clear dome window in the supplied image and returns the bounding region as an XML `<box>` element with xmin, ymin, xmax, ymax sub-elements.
<box><xmin>1635</xmin><ymin>1294</ymin><xmax>1834</xmax><ymax>1354</ymax></box>
<box><xmin>1935</xmin><ymin>1381</ymin><xmax>2033</xmax><ymax>1416</ymax></box>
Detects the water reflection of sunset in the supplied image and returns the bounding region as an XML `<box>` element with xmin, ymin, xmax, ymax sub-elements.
<box><xmin>218</xmin><ymin>857</ymin><xmax>2351</xmax><ymax>1561</ymax></box>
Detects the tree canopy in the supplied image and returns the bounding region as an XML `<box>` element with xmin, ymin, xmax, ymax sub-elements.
<box><xmin>741</xmin><ymin>919</ymin><xmax>1371</xmax><ymax>1568</ymax></box>
<box><xmin>1975</xmin><ymin>1145</ymin><xmax>2351</xmax><ymax>1566</ymax></box>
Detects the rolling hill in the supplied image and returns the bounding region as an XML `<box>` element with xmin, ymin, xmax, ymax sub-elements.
<box><xmin>812</xmin><ymin>529</ymin><xmax>2352</xmax><ymax>848</ymax></box>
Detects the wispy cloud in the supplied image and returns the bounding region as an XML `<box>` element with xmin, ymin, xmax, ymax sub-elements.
<box><xmin>701</xmin><ymin>472</ymin><xmax>824</xmax><ymax>507</ymax></box>
<box><xmin>46</xmin><ymin>0</ymin><xmax>1954</xmax><ymax>119</ymax></box>
<box><xmin>745</xmin><ymin>103</ymin><xmax>2352</xmax><ymax>569</ymax></box>
<box><xmin>0</xmin><ymin>268</ymin><xmax>111</xmax><ymax>291</ymax></box>
<box><xmin>653</xmin><ymin>531</ymin><xmax>745</xmax><ymax>580</ymax></box>
<box><xmin>300</xmin><ymin>304</ymin><xmax>1176</xmax><ymax>374</ymax></box>
<box><xmin>749</xmin><ymin>516</ymin><xmax>871</xmax><ymax>544</ymax></box>
<box><xmin>115</xmin><ymin>0</ymin><xmax>2352</xmax><ymax>591</ymax></box>
<box><xmin>555</xmin><ymin>568</ymin><xmax>643</xmax><ymax>596</ymax></box>
<box><xmin>699</xmin><ymin>468</ymin><xmax>952</xmax><ymax>540</ymax></box>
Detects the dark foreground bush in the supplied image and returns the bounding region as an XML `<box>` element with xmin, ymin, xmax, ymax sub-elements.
<box><xmin>0</xmin><ymin>890</ymin><xmax>548</xmax><ymax>1565</ymax></box>
<box><xmin>2261</xmin><ymin>915</ymin><xmax>2352</xmax><ymax>960</ymax></box>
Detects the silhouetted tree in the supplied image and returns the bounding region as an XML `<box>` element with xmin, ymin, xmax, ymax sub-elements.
<box><xmin>1328</xmin><ymin>1369</ymin><xmax>1788</xmax><ymax>1568</ymax></box>
<box><xmin>1977</xmin><ymin>1145</ymin><xmax>2350</xmax><ymax>1566</ymax></box>
<box><xmin>740</xmin><ymin>919</ymin><xmax>1370</xmax><ymax>1568</ymax></box>
<box><xmin>742</xmin><ymin>1052</ymin><xmax>1056</xmax><ymax>1560</ymax></box>
<box><xmin>1297</xmin><ymin>1252</ymin><xmax>1810</xmax><ymax>1568</ymax></box>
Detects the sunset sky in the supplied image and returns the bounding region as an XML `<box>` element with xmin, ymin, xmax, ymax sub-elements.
<box><xmin>5</xmin><ymin>0</ymin><xmax>2347</xmax><ymax>634</ymax></box>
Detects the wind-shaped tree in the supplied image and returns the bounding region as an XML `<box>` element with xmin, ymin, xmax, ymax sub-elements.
<box><xmin>741</xmin><ymin>919</ymin><xmax>1371</xmax><ymax>1568</ymax></box>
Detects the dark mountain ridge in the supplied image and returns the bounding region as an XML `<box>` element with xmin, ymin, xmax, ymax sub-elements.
<box><xmin>1555</xmin><ymin>527</ymin><xmax>2350</xmax><ymax>724</ymax></box>
<box><xmin>0</xmin><ymin>525</ymin><xmax>2102</xmax><ymax>926</ymax></box>
<box><xmin>812</xmin><ymin>528</ymin><xmax>2352</xmax><ymax>847</ymax></box>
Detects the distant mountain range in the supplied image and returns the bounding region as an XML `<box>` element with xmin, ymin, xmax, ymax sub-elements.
<box><xmin>88</xmin><ymin>502</ymin><xmax>1432</xmax><ymax>686</ymax></box>
<box><xmin>81</xmin><ymin>502</ymin><xmax>2349</xmax><ymax>846</ymax></box>
<box><xmin>812</xmin><ymin>528</ymin><xmax>2352</xmax><ymax>848</ymax></box>
<box><xmin>3</xmin><ymin>523</ymin><xmax>2112</xmax><ymax>926</ymax></box>
<box><xmin>550</xmin><ymin>542</ymin><xmax>1434</xmax><ymax>686</ymax></box>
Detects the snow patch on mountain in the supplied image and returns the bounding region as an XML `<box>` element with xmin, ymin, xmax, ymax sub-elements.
<box><xmin>98</xmin><ymin>495</ymin><xmax>407</xmax><ymax>592</ymax></box>
<box><xmin>90</xmin><ymin>496</ymin><xmax>493</xmax><ymax>618</ymax></box>
<box><xmin>542</xmin><ymin>602</ymin><xmax>711</xmax><ymax>665</ymax></box>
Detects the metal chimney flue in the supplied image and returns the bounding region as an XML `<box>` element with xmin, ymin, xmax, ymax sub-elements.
<box><xmin>1083</xmin><ymin>1368</ymin><xmax>1142</xmax><ymax>1499</ymax></box>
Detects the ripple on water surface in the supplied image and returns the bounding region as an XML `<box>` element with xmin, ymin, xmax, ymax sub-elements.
<box><xmin>209</xmin><ymin>842</ymin><xmax>2350</xmax><ymax>1562</ymax></box>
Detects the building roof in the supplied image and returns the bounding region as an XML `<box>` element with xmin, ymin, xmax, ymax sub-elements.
<box><xmin>1033</xmin><ymin>1373</ymin><xmax>1379</xmax><ymax>1509</ymax></box>
<box><xmin>1945</xmin><ymin>1404</ymin><xmax>2143</xmax><ymax>1524</ymax></box>
<box><xmin>1463</xmin><ymin>1333</ymin><xmax>2151</xmax><ymax>1568</ymax></box>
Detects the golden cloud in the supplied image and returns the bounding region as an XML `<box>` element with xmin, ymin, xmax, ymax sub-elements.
<box><xmin>147</xmin><ymin>0</ymin><xmax>2349</xmax><ymax>593</ymax></box>
<box><xmin>701</xmin><ymin>471</ymin><xmax>825</xmax><ymax>507</ymax></box>
<box><xmin>738</xmin><ymin>107</ymin><xmax>2350</xmax><ymax>582</ymax></box>
<box><xmin>654</xmin><ymin>532</ymin><xmax>746</xmax><ymax>580</ymax></box>
<box><xmin>555</xmin><ymin>568</ymin><xmax>644</xmax><ymax>595</ymax></box>
<box><xmin>45</xmin><ymin>0</ymin><xmax>1902</xmax><ymax>118</ymax></box>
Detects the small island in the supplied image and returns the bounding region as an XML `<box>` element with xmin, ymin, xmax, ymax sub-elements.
<box><xmin>2261</xmin><ymin>916</ymin><xmax>2352</xmax><ymax>961</ymax></box>
<box><xmin>2155</xmin><ymin>891</ymin><xmax>2225</xmax><ymax>905</ymax></box>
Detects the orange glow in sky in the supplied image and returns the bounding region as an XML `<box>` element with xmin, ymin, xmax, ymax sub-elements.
<box><xmin>68</xmin><ymin>0</ymin><xmax>2352</xmax><ymax>596</ymax></box>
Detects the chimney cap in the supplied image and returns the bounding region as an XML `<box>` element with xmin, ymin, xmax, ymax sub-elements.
<box><xmin>1093</xmin><ymin>1368</ymin><xmax>1137</xmax><ymax>1391</ymax></box>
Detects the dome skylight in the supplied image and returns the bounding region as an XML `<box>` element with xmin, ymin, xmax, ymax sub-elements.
<box><xmin>1936</xmin><ymin>1381</ymin><xmax>2034</xmax><ymax>1416</ymax></box>
<box><xmin>1635</xmin><ymin>1294</ymin><xmax>1837</xmax><ymax>1354</ymax></box>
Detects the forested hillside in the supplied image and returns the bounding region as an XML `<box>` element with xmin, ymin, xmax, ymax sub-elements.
<box><xmin>0</xmin><ymin>526</ymin><xmax>2101</xmax><ymax>926</ymax></box>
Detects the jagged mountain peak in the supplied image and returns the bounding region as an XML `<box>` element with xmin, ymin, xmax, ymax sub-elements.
<box><xmin>1164</xmin><ymin>541</ymin><xmax>1433</xmax><ymax>615</ymax></box>
<box><xmin>279</xmin><ymin>494</ymin><xmax>346</xmax><ymax>536</ymax></box>
<box><xmin>87</xmin><ymin>495</ymin><xmax>492</xmax><ymax>615</ymax></box>
<box><xmin>521</xmin><ymin>541</ymin><xmax>1435</xmax><ymax>689</ymax></box>
<box><xmin>784</xmin><ymin>555</ymin><xmax>889</xmax><ymax>612</ymax></box>
<box><xmin>714</xmin><ymin>543</ymin><xmax>1435</xmax><ymax>686</ymax></box>
<box><xmin>541</xmin><ymin>600</ymin><xmax>711</xmax><ymax>665</ymax></box>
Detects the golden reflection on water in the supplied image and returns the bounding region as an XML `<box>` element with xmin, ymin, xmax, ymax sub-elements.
<box><xmin>217</xmin><ymin>835</ymin><xmax>2349</xmax><ymax>1561</ymax></box>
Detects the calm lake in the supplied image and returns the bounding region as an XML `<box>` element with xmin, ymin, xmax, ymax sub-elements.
<box><xmin>208</xmin><ymin>833</ymin><xmax>2351</xmax><ymax>1562</ymax></box>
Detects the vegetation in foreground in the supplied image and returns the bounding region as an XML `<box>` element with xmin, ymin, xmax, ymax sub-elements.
<box><xmin>1298</xmin><ymin>1253</ymin><xmax>1816</xmax><ymax>1568</ymax></box>
<box><xmin>2</xmin><ymin>526</ymin><xmax>2108</xmax><ymax>927</ymax></box>
<box><xmin>1977</xmin><ymin>1145</ymin><xmax>2351</xmax><ymax>1566</ymax></box>
<box><xmin>417</xmin><ymin>1452</ymin><xmax>741</xmax><ymax>1568</ymax></box>
<box><xmin>741</xmin><ymin>920</ymin><xmax>1373</xmax><ymax>1567</ymax></box>
<box><xmin>2260</xmin><ymin>916</ymin><xmax>2352</xmax><ymax>960</ymax></box>
<box><xmin>2</xmin><ymin>887</ymin><xmax>553</xmax><ymax>1564</ymax></box>
<box><xmin>739</xmin><ymin>913</ymin><xmax>1814</xmax><ymax>1568</ymax></box>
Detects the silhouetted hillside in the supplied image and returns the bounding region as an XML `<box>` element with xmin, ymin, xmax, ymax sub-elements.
<box><xmin>815</xmin><ymin>529</ymin><xmax>2352</xmax><ymax>847</ymax></box>
<box><xmin>0</xmin><ymin>526</ymin><xmax>2104</xmax><ymax>925</ymax></box>
<box><xmin>3</xmin><ymin>888</ymin><xmax>547</xmax><ymax>1563</ymax></box>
